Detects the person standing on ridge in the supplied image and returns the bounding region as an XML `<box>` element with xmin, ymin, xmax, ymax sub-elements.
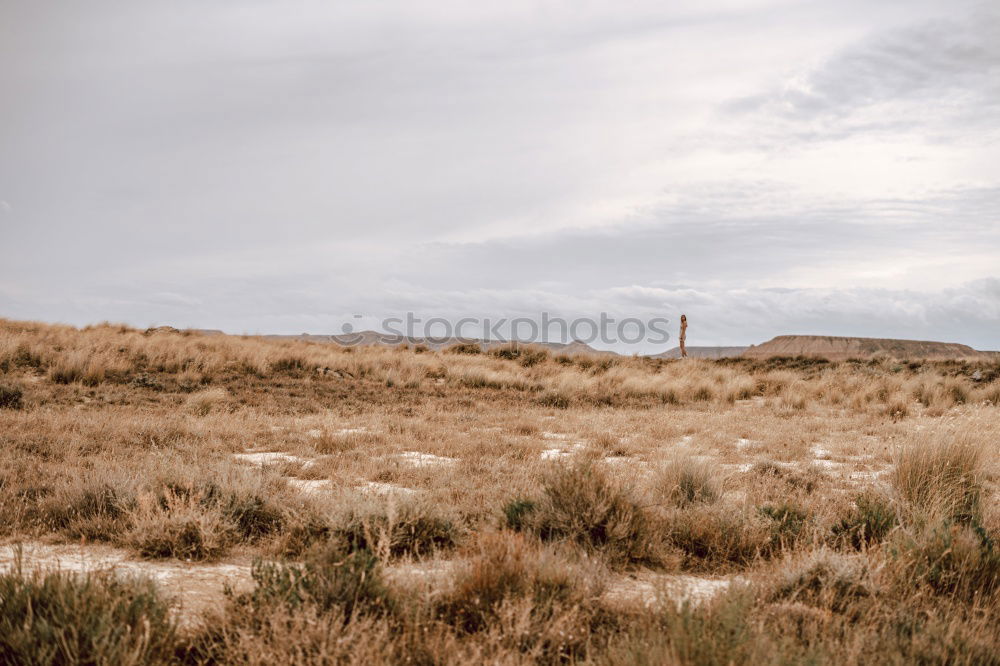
<box><xmin>679</xmin><ymin>314</ymin><xmax>688</xmax><ymax>358</ymax></box>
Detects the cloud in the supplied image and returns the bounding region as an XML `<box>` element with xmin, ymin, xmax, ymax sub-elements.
<box><xmin>0</xmin><ymin>0</ymin><xmax>997</xmax><ymax>351</ymax></box>
<box><xmin>728</xmin><ymin>8</ymin><xmax>1000</xmax><ymax>137</ymax></box>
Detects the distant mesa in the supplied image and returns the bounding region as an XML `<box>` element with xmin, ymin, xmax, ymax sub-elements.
<box><xmin>262</xmin><ymin>331</ymin><xmax>617</xmax><ymax>356</ymax></box>
<box><xmin>741</xmin><ymin>335</ymin><xmax>991</xmax><ymax>361</ymax></box>
<box><xmin>186</xmin><ymin>327</ymin><xmax>995</xmax><ymax>361</ymax></box>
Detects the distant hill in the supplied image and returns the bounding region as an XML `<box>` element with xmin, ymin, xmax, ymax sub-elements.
<box><xmin>261</xmin><ymin>331</ymin><xmax>618</xmax><ymax>356</ymax></box>
<box><xmin>653</xmin><ymin>346</ymin><xmax>748</xmax><ymax>359</ymax></box>
<box><xmin>742</xmin><ymin>335</ymin><xmax>989</xmax><ymax>361</ymax></box>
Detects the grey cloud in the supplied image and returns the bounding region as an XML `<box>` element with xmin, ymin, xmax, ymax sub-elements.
<box><xmin>1</xmin><ymin>0</ymin><xmax>997</xmax><ymax>351</ymax></box>
<box><xmin>729</xmin><ymin>8</ymin><xmax>1000</xmax><ymax>135</ymax></box>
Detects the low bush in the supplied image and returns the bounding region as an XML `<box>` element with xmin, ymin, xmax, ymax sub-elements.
<box><xmin>769</xmin><ymin>550</ymin><xmax>874</xmax><ymax>613</ymax></box>
<box><xmin>333</xmin><ymin>501</ymin><xmax>461</xmax><ymax>559</ymax></box>
<box><xmin>518</xmin><ymin>462</ymin><xmax>662</xmax><ymax>566</ymax></box>
<box><xmin>0</xmin><ymin>383</ymin><xmax>23</xmax><ymax>409</ymax></box>
<box><xmin>238</xmin><ymin>543</ymin><xmax>395</xmax><ymax>619</ymax></box>
<box><xmin>0</xmin><ymin>564</ymin><xmax>176</xmax><ymax>665</ymax></box>
<box><xmin>832</xmin><ymin>491</ymin><xmax>897</xmax><ymax>549</ymax></box>
<box><xmin>440</xmin><ymin>532</ymin><xmax>592</xmax><ymax>633</ymax></box>
<box><xmin>887</xmin><ymin>520</ymin><xmax>1000</xmax><ymax>600</ymax></box>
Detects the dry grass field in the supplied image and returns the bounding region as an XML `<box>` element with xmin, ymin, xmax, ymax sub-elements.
<box><xmin>2</xmin><ymin>318</ymin><xmax>1000</xmax><ymax>664</ymax></box>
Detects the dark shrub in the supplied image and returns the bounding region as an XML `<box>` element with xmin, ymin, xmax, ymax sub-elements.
<box><xmin>832</xmin><ymin>492</ymin><xmax>897</xmax><ymax>549</ymax></box>
<box><xmin>239</xmin><ymin>544</ymin><xmax>394</xmax><ymax>619</ymax></box>
<box><xmin>0</xmin><ymin>564</ymin><xmax>175</xmax><ymax>665</ymax></box>
<box><xmin>0</xmin><ymin>384</ymin><xmax>23</xmax><ymax>410</ymax></box>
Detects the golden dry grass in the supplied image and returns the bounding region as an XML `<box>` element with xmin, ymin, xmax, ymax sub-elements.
<box><xmin>1</xmin><ymin>317</ymin><xmax>1000</xmax><ymax>664</ymax></box>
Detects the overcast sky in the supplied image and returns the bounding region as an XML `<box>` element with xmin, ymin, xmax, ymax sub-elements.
<box><xmin>1</xmin><ymin>0</ymin><xmax>998</xmax><ymax>352</ymax></box>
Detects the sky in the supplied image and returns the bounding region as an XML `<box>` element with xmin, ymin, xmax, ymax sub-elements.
<box><xmin>1</xmin><ymin>0</ymin><xmax>998</xmax><ymax>353</ymax></box>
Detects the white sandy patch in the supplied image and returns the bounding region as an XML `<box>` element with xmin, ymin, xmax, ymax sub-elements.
<box><xmin>358</xmin><ymin>481</ymin><xmax>418</xmax><ymax>497</ymax></box>
<box><xmin>0</xmin><ymin>542</ymin><xmax>253</xmax><ymax>627</ymax></box>
<box><xmin>602</xmin><ymin>573</ymin><xmax>739</xmax><ymax>609</ymax></box>
<box><xmin>309</xmin><ymin>427</ymin><xmax>370</xmax><ymax>438</ymax></box>
<box><xmin>233</xmin><ymin>451</ymin><xmax>313</xmax><ymax>467</ymax></box>
<box><xmin>397</xmin><ymin>451</ymin><xmax>457</xmax><ymax>467</ymax></box>
<box><xmin>540</xmin><ymin>443</ymin><xmax>586</xmax><ymax>460</ymax></box>
<box><xmin>541</xmin><ymin>431</ymin><xmax>572</xmax><ymax>440</ymax></box>
<box><xmin>286</xmin><ymin>478</ymin><xmax>332</xmax><ymax>495</ymax></box>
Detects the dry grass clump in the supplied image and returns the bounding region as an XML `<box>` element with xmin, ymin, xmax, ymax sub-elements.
<box><xmin>661</xmin><ymin>504</ymin><xmax>783</xmax><ymax>571</ymax></box>
<box><xmin>891</xmin><ymin>431</ymin><xmax>984</xmax><ymax>523</ymax></box>
<box><xmin>241</xmin><ymin>542</ymin><xmax>395</xmax><ymax>619</ymax></box>
<box><xmin>588</xmin><ymin>432</ymin><xmax>632</xmax><ymax>456</ymax></box>
<box><xmin>312</xmin><ymin>429</ymin><xmax>385</xmax><ymax>455</ymax></box>
<box><xmin>331</xmin><ymin>500</ymin><xmax>462</xmax><ymax>560</ymax></box>
<box><xmin>440</xmin><ymin>532</ymin><xmax>600</xmax><ymax>638</ymax></box>
<box><xmin>36</xmin><ymin>473</ymin><xmax>138</xmax><ymax>540</ymax></box>
<box><xmin>126</xmin><ymin>491</ymin><xmax>236</xmax><ymax>561</ymax></box>
<box><xmin>537</xmin><ymin>388</ymin><xmax>572</xmax><ymax>409</ymax></box>
<box><xmin>27</xmin><ymin>465</ymin><xmax>295</xmax><ymax>559</ymax></box>
<box><xmin>185</xmin><ymin>387</ymin><xmax>230</xmax><ymax>416</ymax></box>
<box><xmin>510</xmin><ymin>421</ymin><xmax>540</xmax><ymax>436</ymax></box>
<box><xmin>768</xmin><ymin>550</ymin><xmax>875</xmax><ymax>613</ymax></box>
<box><xmin>650</xmin><ymin>455</ymin><xmax>720</xmax><ymax>507</ymax></box>
<box><xmin>182</xmin><ymin>543</ymin><xmax>396</xmax><ymax>664</ymax></box>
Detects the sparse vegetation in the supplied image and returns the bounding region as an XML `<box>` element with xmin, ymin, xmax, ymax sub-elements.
<box><xmin>1</xmin><ymin>317</ymin><xmax>1000</xmax><ymax>663</ymax></box>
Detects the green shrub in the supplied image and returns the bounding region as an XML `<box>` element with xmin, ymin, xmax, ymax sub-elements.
<box><xmin>238</xmin><ymin>544</ymin><xmax>394</xmax><ymax>619</ymax></box>
<box><xmin>832</xmin><ymin>492</ymin><xmax>897</xmax><ymax>549</ymax></box>
<box><xmin>889</xmin><ymin>520</ymin><xmax>1000</xmax><ymax>600</ymax></box>
<box><xmin>0</xmin><ymin>564</ymin><xmax>175</xmax><ymax>665</ymax></box>
<box><xmin>502</xmin><ymin>498</ymin><xmax>537</xmax><ymax>531</ymax></box>
<box><xmin>760</xmin><ymin>503</ymin><xmax>809</xmax><ymax>548</ymax></box>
